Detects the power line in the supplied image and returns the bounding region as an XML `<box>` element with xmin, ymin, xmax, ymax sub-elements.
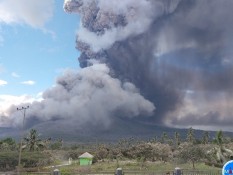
<box><xmin>16</xmin><ymin>106</ymin><xmax>29</xmax><ymax>175</ymax></box>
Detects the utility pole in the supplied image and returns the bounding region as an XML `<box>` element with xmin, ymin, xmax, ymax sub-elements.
<box><xmin>17</xmin><ymin>106</ymin><xmax>29</xmax><ymax>175</ymax></box>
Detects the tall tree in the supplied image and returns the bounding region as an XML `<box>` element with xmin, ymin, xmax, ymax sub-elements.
<box><xmin>186</xmin><ymin>127</ymin><xmax>195</xmax><ymax>144</ymax></box>
<box><xmin>179</xmin><ymin>143</ymin><xmax>205</xmax><ymax>169</ymax></box>
<box><xmin>214</xmin><ymin>130</ymin><xmax>223</xmax><ymax>145</ymax></box>
<box><xmin>23</xmin><ymin>129</ymin><xmax>45</xmax><ymax>151</ymax></box>
<box><xmin>174</xmin><ymin>132</ymin><xmax>181</xmax><ymax>147</ymax></box>
<box><xmin>202</xmin><ymin>131</ymin><xmax>209</xmax><ymax>144</ymax></box>
<box><xmin>161</xmin><ymin>132</ymin><xmax>168</xmax><ymax>144</ymax></box>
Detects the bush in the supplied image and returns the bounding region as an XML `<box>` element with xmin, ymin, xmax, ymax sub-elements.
<box><xmin>50</xmin><ymin>142</ymin><xmax>62</xmax><ymax>150</ymax></box>
<box><xmin>21</xmin><ymin>151</ymin><xmax>53</xmax><ymax>168</ymax></box>
<box><xmin>0</xmin><ymin>152</ymin><xmax>18</xmax><ymax>170</ymax></box>
<box><xmin>64</xmin><ymin>150</ymin><xmax>81</xmax><ymax>160</ymax></box>
<box><xmin>0</xmin><ymin>151</ymin><xmax>53</xmax><ymax>170</ymax></box>
<box><xmin>60</xmin><ymin>169</ymin><xmax>72</xmax><ymax>175</ymax></box>
<box><xmin>178</xmin><ymin>143</ymin><xmax>206</xmax><ymax>169</ymax></box>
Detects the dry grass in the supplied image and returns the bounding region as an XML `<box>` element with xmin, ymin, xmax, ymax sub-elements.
<box><xmin>57</xmin><ymin>160</ymin><xmax>221</xmax><ymax>174</ymax></box>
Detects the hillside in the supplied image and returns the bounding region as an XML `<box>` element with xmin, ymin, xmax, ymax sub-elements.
<box><xmin>0</xmin><ymin>117</ymin><xmax>232</xmax><ymax>143</ymax></box>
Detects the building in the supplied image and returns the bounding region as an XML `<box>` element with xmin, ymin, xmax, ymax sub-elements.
<box><xmin>78</xmin><ymin>152</ymin><xmax>94</xmax><ymax>166</ymax></box>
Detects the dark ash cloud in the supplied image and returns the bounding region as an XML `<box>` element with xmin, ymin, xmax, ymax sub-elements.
<box><xmin>64</xmin><ymin>0</ymin><xmax>233</xmax><ymax>130</ymax></box>
<box><xmin>2</xmin><ymin>0</ymin><xmax>233</xmax><ymax>132</ymax></box>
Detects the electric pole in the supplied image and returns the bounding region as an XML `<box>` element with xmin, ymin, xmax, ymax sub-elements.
<box><xmin>17</xmin><ymin>106</ymin><xmax>29</xmax><ymax>175</ymax></box>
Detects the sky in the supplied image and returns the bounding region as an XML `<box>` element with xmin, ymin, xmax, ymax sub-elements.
<box><xmin>0</xmin><ymin>0</ymin><xmax>80</xmax><ymax>112</ymax></box>
<box><xmin>1</xmin><ymin>0</ymin><xmax>233</xmax><ymax>133</ymax></box>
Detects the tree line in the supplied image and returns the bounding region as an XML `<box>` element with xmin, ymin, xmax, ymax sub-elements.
<box><xmin>91</xmin><ymin>128</ymin><xmax>233</xmax><ymax>169</ymax></box>
<box><xmin>0</xmin><ymin>128</ymin><xmax>232</xmax><ymax>170</ymax></box>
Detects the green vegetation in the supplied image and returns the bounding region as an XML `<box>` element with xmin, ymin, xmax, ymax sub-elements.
<box><xmin>58</xmin><ymin>161</ymin><xmax>221</xmax><ymax>174</ymax></box>
<box><xmin>0</xmin><ymin>128</ymin><xmax>232</xmax><ymax>173</ymax></box>
<box><xmin>0</xmin><ymin>151</ymin><xmax>52</xmax><ymax>171</ymax></box>
<box><xmin>23</xmin><ymin>129</ymin><xmax>48</xmax><ymax>151</ymax></box>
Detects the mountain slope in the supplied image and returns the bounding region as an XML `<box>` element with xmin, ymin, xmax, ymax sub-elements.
<box><xmin>0</xmin><ymin>117</ymin><xmax>232</xmax><ymax>143</ymax></box>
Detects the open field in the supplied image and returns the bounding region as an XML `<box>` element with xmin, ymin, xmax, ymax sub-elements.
<box><xmin>55</xmin><ymin>160</ymin><xmax>221</xmax><ymax>175</ymax></box>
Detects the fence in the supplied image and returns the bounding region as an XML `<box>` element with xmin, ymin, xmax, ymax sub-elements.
<box><xmin>0</xmin><ymin>172</ymin><xmax>51</xmax><ymax>175</ymax></box>
<box><xmin>181</xmin><ymin>169</ymin><xmax>221</xmax><ymax>175</ymax></box>
<box><xmin>118</xmin><ymin>170</ymin><xmax>221</xmax><ymax>175</ymax></box>
<box><xmin>0</xmin><ymin>169</ymin><xmax>222</xmax><ymax>175</ymax></box>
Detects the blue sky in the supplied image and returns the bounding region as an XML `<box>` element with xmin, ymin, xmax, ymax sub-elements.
<box><xmin>0</xmin><ymin>0</ymin><xmax>80</xmax><ymax>112</ymax></box>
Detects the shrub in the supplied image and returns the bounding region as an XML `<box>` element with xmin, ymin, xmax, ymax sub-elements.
<box><xmin>0</xmin><ymin>152</ymin><xmax>18</xmax><ymax>170</ymax></box>
<box><xmin>0</xmin><ymin>151</ymin><xmax>53</xmax><ymax>171</ymax></box>
<box><xmin>21</xmin><ymin>151</ymin><xmax>53</xmax><ymax>168</ymax></box>
<box><xmin>64</xmin><ymin>150</ymin><xmax>81</xmax><ymax>160</ymax></box>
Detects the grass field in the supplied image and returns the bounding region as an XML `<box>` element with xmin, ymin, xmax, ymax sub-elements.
<box><xmin>55</xmin><ymin>160</ymin><xmax>222</xmax><ymax>174</ymax></box>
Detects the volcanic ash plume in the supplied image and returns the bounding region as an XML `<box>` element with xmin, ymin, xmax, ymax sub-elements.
<box><xmin>64</xmin><ymin>0</ymin><xmax>181</xmax><ymax>64</ymax></box>
<box><xmin>4</xmin><ymin>0</ymin><xmax>233</xmax><ymax>131</ymax></box>
<box><xmin>6</xmin><ymin>64</ymin><xmax>155</xmax><ymax>128</ymax></box>
<box><xmin>64</xmin><ymin>0</ymin><xmax>183</xmax><ymax>124</ymax></box>
<box><xmin>63</xmin><ymin>0</ymin><xmax>233</xmax><ymax>131</ymax></box>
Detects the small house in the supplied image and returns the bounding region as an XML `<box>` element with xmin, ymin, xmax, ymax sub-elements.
<box><xmin>78</xmin><ymin>152</ymin><xmax>94</xmax><ymax>166</ymax></box>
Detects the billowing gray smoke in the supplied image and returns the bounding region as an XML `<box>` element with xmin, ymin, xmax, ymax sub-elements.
<box><xmin>63</xmin><ymin>0</ymin><xmax>233</xmax><ymax>131</ymax></box>
<box><xmin>3</xmin><ymin>0</ymin><xmax>233</xmax><ymax>132</ymax></box>
<box><xmin>63</xmin><ymin>0</ymin><xmax>183</xmax><ymax>124</ymax></box>
<box><xmin>7</xmin><ymin>64</ymin><xmax>154</xmax><ymax>128</ymax></box>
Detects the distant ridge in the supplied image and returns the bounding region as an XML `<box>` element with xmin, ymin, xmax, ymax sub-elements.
<box><xmin>0</xmin><ymin>118</ymin><xmax>232</xmax><ymax>142</ymax></box>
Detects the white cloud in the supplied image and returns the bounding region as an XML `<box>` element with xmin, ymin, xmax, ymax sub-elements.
<box><xmin>0</xmin><ymin>93</ymin><xmax>42</xmax><ymax>116</ymax></box>
<box><xmin>11</xmin><ymin>72</ymin><xmax>20</xmax><ymax>78</ymax></box>
<box><xmin>0</xmin><ymin>80</ymin><xmax>7</xmax><ymax>86</ymax></box>
<box><xmin>0</xmin><ymin>0</ymin><xmax>54</xmax><ymax>28</ymax></box>
<box><xmin>21</xmin><ymin>80</ymin><xmax>35</xmax><ymax>85</ymax></box>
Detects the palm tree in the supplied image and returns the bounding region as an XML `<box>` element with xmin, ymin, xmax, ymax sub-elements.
<box><xmin>186</xmin><ymin>127</ymin><xmax>195</xmax><ymax>144</ymax></box>
<box><xmin>161</xmin><ymin>132</ymin><xmax>168</xmax><ymax>144</ymax></box>
<box><xmin>202</xmin><ymin>131</ymin><xmax>209</xmax><ymax>144</ymax></box>
<box><xmin>174</xmin><ymin>132</ymin><xmax>180</xmax><ymax>147</ymax></box>
<box><xmin>23</xmin><ymin>129</ymin><xmax>45</xmax><ymax>151</ymax></box>
<box><xmin>215</xmin><ymin>130</ymin><xmax>223</xmax><ymax>145</ymax></box>
<box><xmin>208</xmin><ymin>130</ymin><xmax>233</xmax><ymax>164</ymax></box>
